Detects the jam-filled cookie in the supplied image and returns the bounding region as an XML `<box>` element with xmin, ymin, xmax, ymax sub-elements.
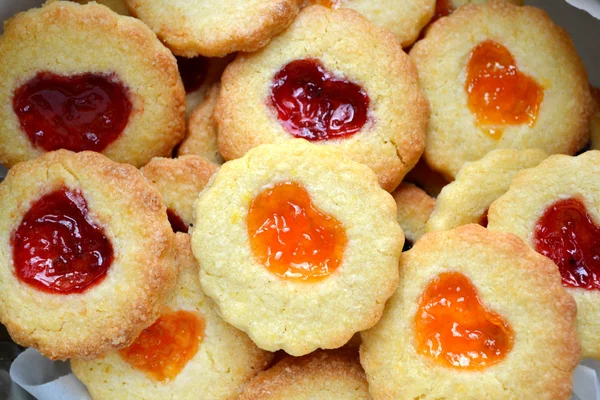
<box><xmin>239</xmin><ymin>350</ymin><xmax>370</xmax><ymax>400</ymax></box>
<box><xmin>191</xmin><ymin>140</ymin><xmax>403</xmax><ymax>355</ymax></box>
<box><xmin>590</xmin><ymin>87</ymin><xmax>600</xmax><ymax>151</ymax></box>
<box><xmin>361</xmin><ymin>224</ymin><xmax>579</xmax><ymax>399</ymax></box>
<box><xmin>0</xmin><ymin>150</ymin><xmax>178</xmax><ymax>360</ymax></box>
<box><xmin>427</xmin><ymin>149</ymin><xmax>547</xmax><ymax>232</ymax></box>
<box><xmin>72</xmin><ymin>0</ymin><xmax>130</xmax><ymax>15</ymax></box>
<box><xmin>392</xmin><ymin>183</ymin><xmax>435</xmax><ymax>251</ymax></box>
<box><xmin>410</xmin><ymin>1</ymin><xmax>592</xmax><ymax>179</ymax></box>
<box><xmin>178</xmin><ymin>85</ymin><xmax>223</xmax><ymax>164</ymax></box>
<box><xmin>0</xmin><ymin>1</ymin><xmax>185</xmax><ymax>169</ymax></box>
<box><xmin>309</xmin><ymin>0</ymin><xmax>435</xmax><ymax>48</ymax></box>
<box><xmin>140</xmin><ymin>155</ymin><xmax>219</xmax><ymax>233</ymax></box>
<box><xmin>125</xmin><ymin>0</ymin><xmax>302</xmax><ymax>57</ymax></box>
<box><xmin>216</xmin><ymin>5</ymin><xmax>429</xmax><ymax>192</ymax></box>
<box><xmin>488</xmin><ymin>151</ymin><xmax>600</xmax><ymax>359</ymax></box>
<box><xmin>72</xmin><ymin>233</ymin><xmax>272</xmax><ymax>399</ymax></box>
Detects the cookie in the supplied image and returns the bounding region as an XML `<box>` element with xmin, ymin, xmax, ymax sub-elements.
<box><xmin>488</xmin><ymin>151</ymin><xmax>600</xmax><ymax>359</ymax></box>
<box><xmin>432</xmin><ymin>0</ymin><xmax>523</xmax><ymax>20</ymax></box>
<box><xmin>392</xmin><ymin>183</ymin><xmax>435</xmax><ymax>251</ymax></box>
<box><xmin>72</xmin><ymin>233</ymin><xmax>272</xmax><ymax>399</ymax></box>
<box><xmin>0</xmin><ymin>150</ymin><xmax>178</xmax><ymax>360</ymax></box>
<box><xmin>72</xmin><ymin>0</ymin><xmax>130</xmax><ymax>15</ymax></box>
<box><xmin>309</xmin><ymin>0</ymin><xmax>436</xmax><ymax>48</ymax></box>
<box><xmin>178</xmin><ymin>84</ymin><xmax>224</xmax><ymax>164</ymax></box>
<box><xmin>191</xmin><ymin>140</ymin><xmax>403</xmax><ymax>355</ymax></box>
<box><xmin>410</xmin><ymin>1</ymin><xmax>592</xmax><ymax>179</ymax></box>
<box><xmin>215</xmin><ymin>5</ymin><xmax>429</xmax><ymax>192</ymax></box>
<box><xmin>140</xmin><ymin>155</ymin><xmax>219</xmax><ymax>233</ymax></box>
<box><xmin>427</xmin><ymin>149</ymin><xmax>547</xmax><ymax>232</ymax></box>
<box><xmin>590</xmin><ymin>86</ymin><xmax>600</xmax><ymax>151</ymax></box>
<box><xmin>0</xmin><ymin>1</ymin><xmax>185</xmax><ymax>169</ymax></box>
<box><xmin>361</xmin><ymin>224</ymin><xmax>579</xmax><ymax>399</ymax></box>
<box><xmin>125</xmin><ymin>0</ymin><xmax>302</xmax><ymax>57</ymax></box>
<box><xmin>239</xmin><ymin>350</ymin><xmax>370</xmax><ymax>400</ymax></box>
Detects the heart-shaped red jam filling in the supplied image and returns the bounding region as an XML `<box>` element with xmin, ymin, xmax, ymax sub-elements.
<box><xmin>167</xmin><ymin>209</ymin><xmax>188</xmax><ymax>234</ymax></box>
<box><xmin>466</xmin><ymin>40</ymin><xmax>544</xmax><ymax>139</ymax></box>
<box><xmin>12</xmin><ymin>188</ymin><xmax>113</xmax><ymax>294</ymax></box>
<box><xmin>247</xmin><ymin>181</ymin><xmax>348</xmax><ymax>281</ymax></box>
<box><xmin>534</xmin><ymin>198</ymin><xmax>600</xmax><ymax>291</ymax></box>
<box><xmin>176</xmin><ymin>56</ymin><xmax>208</xmax><ymax>94</ymax></box>
<box><xmin>119</xmin><ymin>310</ymin><xmax>205</xmax><ymax>381</ymax></box>
<box><xmin>270</xmin><ymin>59</ymin><xmax>369</xmax><ymax>141</ymax></box>
<box><xmin>13</xmin><ymin>72</ymin><xmax>132</xmax><ymax>152</ymax></box>
<box><xmin>415</xmin><ymin>272</ymin><xmax>514</xmax><ymax>369</ymax></box>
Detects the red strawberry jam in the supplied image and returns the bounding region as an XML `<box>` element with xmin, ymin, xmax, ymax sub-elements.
<box><xmin>167</xmin><ymin>209</ymin><xmax>188</xmax><ymax>233</ymax></box>
<box><xmin>270</xmin><ymin>59</ymin><xmax>369</xmax><ymax>141</ymax></box>
<box><xmin>415</xmin><ymin>272</ymin><xmax>514</xmax><ymax>369</ymax></box>
<box><xmin>176</xmin><ymin>56</ymin><xmax>208</xmax><ymax>93</ymax></box>
<box><xmin>12</xmin><ymin>188</ymin><xmax>113</xmax><ymax>294</ymax></box>
<box><xmin>13</xmin><ymin>72</ymin><xmax>131</xmax><ymax>152</ymax></box>
<box><xmin>534</xmin><ymin>198</ymin><xmax>600</xmax><ymax>290</ymax></box>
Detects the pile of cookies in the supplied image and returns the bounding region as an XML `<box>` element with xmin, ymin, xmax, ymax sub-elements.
<box><xmin>0</xmin><ymin>0</ymin><xmax>597</xmax><ymax>399</ymax></box>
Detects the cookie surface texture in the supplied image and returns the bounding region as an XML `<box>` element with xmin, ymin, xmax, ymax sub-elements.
<box><xmin>391</xmin><ymin>183</ymin><xmax>435</xmax><ymax>249</ymax></box>
<box><xmin>360</xmin><ymin>224</ymin><xmax>579</xmax><ymax>399</ymax></box>
<box><xmin>0</xmin><ymin>1</ymin><xmax>185</xmax><ymax>168</ymax></box>
<box><xmin>141</xmin><ymin>155</ymin><xmax>219</xmax><ymax>231</ymax></box>
<box><xmin>191</xmin><ymin>140</ymin><xmax>403</xmax><ymax>355</ymax></box>
<box><xmin>125</xmin><ymin>0</ymin><xmax>302</xmax><ymax>57</ymax></box>
<box><xmin>216</xmin><ymin>5</ymin><xmax>429</xmax><ymax>192</ymax></box>
<box><xmin>0</xmin><ymin>150</ymin><xmax>178</xmax><ymax>360</ymax></box>
<box><xmin>239</xmin><ymin>350</ymin><xmax>370</xmax><ymax>400</ymax></box>
<box><xmin>488</xmin><ymin>151</ymin><xmax>600</xmax><ymax>359</ymax></box>
<box><xmin>72</xmin><ymin>233</ymin><xmax>272</xmax><ymax>399</ymax></box>
<box><xmin>427</xmin><ymin>148</ymin><xmax>547</xmax><ymax>232</ymax></box>
<box><xmin>410</xmin><ymin>1</ymin><xmax>592</xmax><ymax>179</ymax></box>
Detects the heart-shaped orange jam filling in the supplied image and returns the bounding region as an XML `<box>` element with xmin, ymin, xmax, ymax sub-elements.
<box><xmin>534</xmin><ymin>198</ymin><xmax>600</xmax><ymax>291</ymax></box>
<box><xmin>415</xmin><ymin>272</ymin><xmax>514</xmax><ymax>369</ymax></box>
<box><xmin>247</xmin><ymin>181</ymin><xmax>347</xmax><ymax>281</ymax></box>
<box><xmin>466</xmin><ymin>40</ymin><xmax>544</xmax><ymax>139</ymax></box>
<box><xmin>119</xmin><ymin>310</ymin><xmax>205</xmax><ymax>381</ymax></box>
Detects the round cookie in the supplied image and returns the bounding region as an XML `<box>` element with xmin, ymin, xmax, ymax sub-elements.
<box><xmin>216</xmin><ymin>5</ymin><xmax>429</xmax><ymax>192</ymax></box>
<box><xmin>309</xmin><ymin>0</ymin><xmax>436</xmax><ymax>48</ymax></box>
<box><xmin>590</xmin><ymin>86</ymin><xmax>600</xmax><ymax>151</ymax></box>
<box><xmin>0</xmin><ymin>1</ymin><xmax>185</xmax><ymax>169</ymax></box>
<box><xmin>239</xmin><ymin>350</ymin><xmax>370</xmax><ymax>400</ymax></box>
<box><xmin>72</xmin><ymin>233</ymin><xmax>272</xmax><ymax>399</ymax></box>
<box><xmin>179</xmin><ymin>84</ymin><xmax>224</xmax><ymax>164</ymax></box>
<box><xmin>0</xmin><ymin>150</ymin><xmax>178</xmax><ymax>360</ymax></box>
<box><xmin>488</xmin><ymin>151</ymin><xmax>600</xmax><ymax>359</ymax></box>
<box><xmin>71</xmin><ymin>0</ymin><xmax>130</xmax><ymax>15</ymax></box>
<box><xmin>191</xmin><ymin>140</ymin><xmax>403</xmax><ymax>356</ymax></box>
<box><xmin>426</xmin><ymin>148</ymin><xmax>547</xmax><ymax>232</ymax></box>
<box><xmin>392</xmin><ymin>183</ymin><xmax>435</xmax><ymax>251</ymax></box>
<box><xmin>410</xmin><ymin>1</ymin><xmax>592</xmax><ymax>180</ymax></box>
<box><xmin>433</xmin><ymin>0</ymin><xmax>523</xmax><ymax>20</ymax></box>
<box><xmin>140</xmin><ymin>155</ymin><xmax>219</xmax><ymax>232</ymax></box>
<box><xmin>125</xmin><ymin>0</ymin><xmax>302</xmax><ymax>57</ymax></box>
<box><xmin>360</xmin><ymin>224</ymin><xmax>579</xmax><ymax>399</ymax></box>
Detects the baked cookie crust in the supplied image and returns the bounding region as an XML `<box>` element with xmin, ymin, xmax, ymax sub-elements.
<box><xmin>361</xmin><ymin>224</ymin><xmax>579</xmax><ymax>399</ymax></box>
<box><xmin>0</xmin><ymin>150</ymin><xmax>178</xmax><ymax>360</ymax></box>
<box><xmin>191</xmin><ymin>140</ymin><xmax>403</xmax><ymax>355</ymax></box>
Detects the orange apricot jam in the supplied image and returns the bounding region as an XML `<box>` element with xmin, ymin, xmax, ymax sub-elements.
<box><xmin>309</xmin><ymin>0</ymin><xmax>342</xmax><ymax>7</ymax></box>
<box><xmin>119</xmin><ymin>310</ymin><xmax>205</xmax><ymax>381</ymax></box>
<box><xmin>247</xmin><ymin>181</ymin><xmax>347</xmax><ymax>281</ymax></box>
<box><xmin>466</xmin><ymin>40</ymin><xmax>544</xmax><ymax>139</ymax></box>
<box><xmin>414</xmin><ymin>272</ymin><xmax>514</xmax><ymax>370</ymax></box>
